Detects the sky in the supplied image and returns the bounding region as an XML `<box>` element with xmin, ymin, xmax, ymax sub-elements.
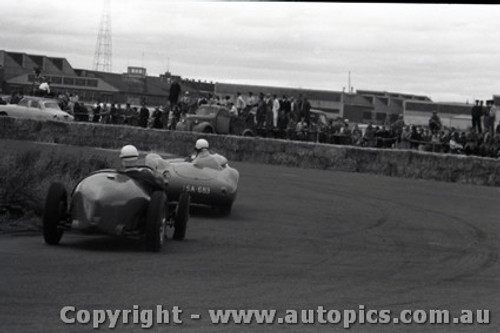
<box><xmin>1</xmin><ymin>1</ymin><xmax>499</xmax><ymax>103</ymax></box>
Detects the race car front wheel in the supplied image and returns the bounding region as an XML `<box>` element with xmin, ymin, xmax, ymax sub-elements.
<box><xmin>173</xmin><ymin>192</ymin><xmax>190</xmax><ymax>240</ymax></box>
<box><xmin>218</xmin><ymin>203</ymin><xmax>233</xmax><ymax>217</ymax></box>
<box><xmin>145</xmin><ymin>191</ymin><xmax>167</xmax><ymax>252</ymax></box>
<box><xmin>43</xmin><ymin>182</ymin><xmax>67</xmax><ymax>245</ymax></box>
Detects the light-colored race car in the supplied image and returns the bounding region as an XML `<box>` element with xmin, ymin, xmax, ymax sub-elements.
<box><xmin>43</xmin><ymin>166</ymin><xmax>190</xmax><ymax>252</ymax></box>
<box><xmin>147</xmin><ymin>152</ymin><xmax>239</xmax><ymax>216</ymax></box>
<box><xmin>0</xmin><ymin>96</ymin><xmax>74</xmax><ymax>121</ymax></box>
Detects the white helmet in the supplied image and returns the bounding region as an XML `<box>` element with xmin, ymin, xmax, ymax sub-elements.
<box><xmin>145</xmin><ymin>153</ymin><xmax>161</xmax><ymax>170</ymax></box>
<box><xmin>119</xmin><ymin>145</ymin><xmax>139</xmax><ymax>160</ymax></box>
<box><xmin>195</xmin><ymin>138</ymin><xmax>209</xmax><ymax>150</ymax></box>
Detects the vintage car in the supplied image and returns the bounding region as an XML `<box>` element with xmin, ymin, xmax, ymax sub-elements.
<box><xmin>298</xmin><ymin>108</ymin><xmax>331</xmax><ymax>143</ymax></box>
<box><xmin>0</xmin><ymin>96</ymin><xmax>74</xmax><ymax>121</ymax></box>
<box><xmin>175</xmin><ymin>104</ymin><xmax>255</xmax><ymax>136</ymax></box>
<box><xmin>147</xmin><ymin>152</ymin><xmax>239</xmax><ymax>216</ymax></box>
<box><xmin>43</xmin><ymin>166</ymin><xmax>190</xmax><ymax>252</ymax></box>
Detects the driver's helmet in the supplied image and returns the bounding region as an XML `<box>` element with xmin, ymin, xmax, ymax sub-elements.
<box><xmin>195</xmin><ymin>138</ymin><xmax>209</xmax><ymax>151</ymax></box>
<box><xmin>145</xmin><ymin>153</ymin><xmax>161</xmax><ymax>170</ymax></box>
<box><xmin>119</xmin><ymin>145</ymin><xmax>139</xmax><ymax>162</ymax></box>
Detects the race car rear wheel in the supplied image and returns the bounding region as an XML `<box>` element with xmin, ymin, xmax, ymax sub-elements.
<box><xmin>43</xmin><ymin>182</ymin><xmax>67</xmax><ymax>245</ymax></box>
<box><xmin>145</xmin><ymin>191</ymin><xmax>167</xmax><ymax>252</ymax></box>
<box><xmin>218</xmin><ymin>203</ymin><xmax>232</xmax><ymax>217</ymax></box>
<box><xmin>173</xmin><ymin>192</ymin><xmax>190</xmax><ymax>240</ymax></box>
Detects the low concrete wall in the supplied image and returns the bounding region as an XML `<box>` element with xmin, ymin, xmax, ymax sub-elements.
<box><xmin>1</xmin><ymin>117</ymin><xmax>499</xmax><ymax>186</ymax></box>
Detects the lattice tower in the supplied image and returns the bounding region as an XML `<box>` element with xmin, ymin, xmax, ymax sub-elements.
<box><xmin>93</xmin><ymin>0</ymin><xmax>112</xmax><ymax>72</ymax></box>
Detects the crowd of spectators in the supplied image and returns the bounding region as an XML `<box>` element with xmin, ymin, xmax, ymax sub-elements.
<box><xmin>2</xmin><ymin>75</ymin><xmax>499</xmax><ymax>159</ymax></box>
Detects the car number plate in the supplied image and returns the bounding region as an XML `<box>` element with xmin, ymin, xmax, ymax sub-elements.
<box><xmin>183</xmin><ymin>184</ymin><xmax>211</xmax><ymax>194</ymax></box>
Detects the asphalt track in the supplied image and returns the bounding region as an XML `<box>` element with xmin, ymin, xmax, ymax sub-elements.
<box><xmin>1</xmin><ymin>160</ymin><xmax>500</xmax><ymax>332</ymax></box>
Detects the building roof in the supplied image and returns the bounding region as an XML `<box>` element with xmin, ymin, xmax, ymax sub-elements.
<box><xmin>215</xmin><ymin>82</ymin><xmax>342</xmax><ymax>101</ymax></box>
<box><xmin>0</xmin><ymin>50</ymin><xmax>76</xmax><ymax>78</ymax></box>
<box><xmin>357</xmin><ymin>89</ymin><xmax>432</xmax><ymax>102</ymax></box>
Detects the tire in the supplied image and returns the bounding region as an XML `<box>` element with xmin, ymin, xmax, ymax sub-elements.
<box><xmin>218</xmin><ymin>203</ymin><xmax>232</xmax><ymax>217</ymax></box>
<box><xmin>203</xmin><ymin>127</ymin><xmax>214</xmax><ymax>133</ymax></box>
<box><xmin>173</xmin><ymin>192</ymin><xmax>190</xmax><ymax>240</ymax></box>
<box><xmin>43</xmin><ymin>182</ymin><xmax>67</xmax><ymax>245</ymax></box>
<box><xmin>145</xmin><ymin>191</ymin><xmax>167</xmax><ymax>252</ymax></box>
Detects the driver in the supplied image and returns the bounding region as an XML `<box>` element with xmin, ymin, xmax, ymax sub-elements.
<box><xmin>186</xmin><ymin>138</ymin><xmax>223</xmax><ymax>169</ymax></box>
<box><xmin>119</xmin><ymin>145</ymin><xmax>165</xmax><ymax>193</ymax></box>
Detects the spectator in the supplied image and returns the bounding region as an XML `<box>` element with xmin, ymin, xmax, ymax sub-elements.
<box><xmin>228</xmin><ymin>102</ymin><xmax>238</xmax><ymax>118</ymax></box>
<box><xmin>110</xmin><ymin>104</ymin><xmax>119</xmax><ymax>124</ymax></box>
<box><xmin>363</xmin><ymin>123</ymin><xmax>376</xmax><ymax>146</ymax></box>
<box><xmin>152</xmin><ymin>107</ymin><xmax>163</xmax><ymax>129</ymax></box>
<box><xmin>279</xmin><ymin>95</ymin><xmax>291</xmax><ymax>129</ymax></box>
<box><xmin>428</xmin><ymin>111</ymin><xmax>442</xmax><ymax>134</ymax></box>
<box><xmin>197</xmin><ymin>95</ymin><xmax>208</xmax><ymax>106</ymax></box>
<box><xmin>221</xmin><ymin>95</ymin><xmax>231</xmax><ymax>107</ymax></box>
<box><xmin>484</xmin><ymin>100</ymin><xmax>496</xmax><ymax>135</ymax></box>
<box><xmin>264</xmin><ymin>93</ymin><xmax>273</xmax><ymax>129</ymax></box>
<box><xmin>100</xmin><ymin>103</ymin><xmax>111</xmax><ymax>124</ymax></box>
<box><xmin>409</xmin><ymin>126</ymin><xmax>423</xmax><ymax>149</ymax></box>
<box><xmin>290</xmin><ymin>97</ymin><xmax>299</xmax><ymax>122</ymax></box>
<box><xmin>180</xmin><ymin>91</ymin><xmax>192</xmax><ymax>114</ymax></box>
<box><xmin>116</xmin><ymin>104</ymin><xmax>125</xmax><ymax>124</ymax></box>
<box><xmin>301</xmin><ymin>96</ymin><xmax>311</xmax><ymax>125</ymax></box>
<box><xmin>123</xmin><ymin>103</ymin><xmax>136</xmax><ymax>125</ymax></box>
<box><xmin>449</xmin><ymin>132</ymin><xmax>464</xmax><ymax>154</ymax></box>
<box><xmin>10</xmin><ymin>90</ymin><xmax>23</xmax><ymax>104</ymax></box>
<box><xmin>295</xmin><ymin>117</ymin><xmax>308</xmax><ymax>140</ymax></box>
<box><xmin>31</xmin><ymin>67</ymin><xmax>43</xmax><ymax>96</ymax></box>
<box><xmin>139</xmin><ymin>104</ymin><xmax>150</xmax><ymax>128</ymax></box>
<box><xmin>213</xmin><ymin>95</ymin><xmax>221</xmax><ymax>105</ymax></box>
<box><xmin>68</xmin><ymin>92</ymin><xmax>79</xmax><ymax>114</ymax></box>
<box><xmin>256</xmin><ymin>93</ymin><xmax>266</xmax><ymax>128</ymax></box>
<box><xmin>168</xmin><ymin>79</ymin><xmax>181</xmax><ymax>108</ymax></box>
<box><xmin>73</xmin><ymin>102</ymin><xmax>88</xmax><ymax>122</ymax></box>
<box><xmin>471</xmin><ymin>100</ymin><xmax>483</xmax><ymax>133</ymax></box>
<box><xmin>38</xmin><ymin>79</ymin><xmax>51</xmax><ymax>97</ymax></box>
<box><xmin>92</xmin><ymin>102</ymin><xmax>102</xmax><ymax>123</ymax></box>
<box><xmin>464</xmin><ymin>130</ymin><xmax>480</xmax><ymax>155</ymax></box>
<box><xmin>390</xmin><ymin>114</ymin><xmax>405</xmax><ymax>142</ymax></box>
<box><xmin>351</xmin><ymin>124</ymin><xmax>363</xmax><ymax>145</ymax></box>
<box><xmin>272</xmin><ymin>94</ymin><xmax>280</xmax><ymax>128</ymax></box>
<box><xmin>400</xmin><ymin>126</ymin><xmax>412</xmax><ymax>149</ymax></box>
<box><xmin>236</xmin><ymin>92</ymin><xmax>246</xmax><ymax>114</ymax></box>
<box><xmin>246</xmin><ymin>92</ymin><xmax>257</xmax><ymax>109</ymax></box>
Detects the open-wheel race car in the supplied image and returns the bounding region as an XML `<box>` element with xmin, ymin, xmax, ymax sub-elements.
<box><xmin>43</xmin><ymin>166</ymin><xmax>190</xmax><ymax>252</ymax></box>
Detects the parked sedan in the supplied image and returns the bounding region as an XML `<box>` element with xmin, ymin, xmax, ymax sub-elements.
<box><xmin>0</xmin><ymin>96</ymin><xmax>73</xmax><ymax>121</ymax></box>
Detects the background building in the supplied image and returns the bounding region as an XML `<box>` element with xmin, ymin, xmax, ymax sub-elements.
<box><xmin>0</xmin><ymin>49</ymin><xmax>489</xmax><ymax>129</ymax></box>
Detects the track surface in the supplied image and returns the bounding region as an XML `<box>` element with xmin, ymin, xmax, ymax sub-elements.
<box><xmin>1</xmin><ymin>161</ymin><xmax>499</xmax><ymax>332</ymax></box>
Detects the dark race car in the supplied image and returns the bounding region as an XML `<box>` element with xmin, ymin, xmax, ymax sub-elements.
<box><xmin>43</xmin><ymin>166</ymin><xmax>190</xmax><ymax>252</ymax></box>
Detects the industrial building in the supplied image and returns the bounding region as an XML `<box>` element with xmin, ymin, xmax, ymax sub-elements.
<box><xmin>0</xmin><ymin>49</ymin><xmax>483</xmax><ymax>128</ymax></box>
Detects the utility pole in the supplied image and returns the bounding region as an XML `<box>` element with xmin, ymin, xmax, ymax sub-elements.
<box><xmin>93</xmin><ymin>0</ymin><xmax>112</xmax><ymax>72</ymax></box>
<box><xmin>348</xmin><ymin>71</ymin><xmax>352</xmax><ymax>94</ymax></box>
